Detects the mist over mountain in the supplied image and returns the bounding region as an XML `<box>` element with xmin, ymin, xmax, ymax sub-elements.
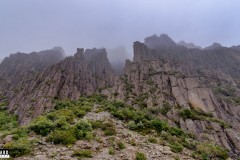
<box><xmin>107</xmin><ymin>46</ymin><xmax>131</xmax><ymax>74</ymax></box>
<box><xmin>177</xmin><ymin>41</ymin><xmax>202</xmax><ymax>49</ymax></box>
<box><xmin>1</xmin><ymin>33</ymin><xmax>240</xmax><ymax>159</ymax></box>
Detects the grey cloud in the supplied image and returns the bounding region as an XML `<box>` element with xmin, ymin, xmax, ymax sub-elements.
<box><xmin>0</xmin><ymin>0</ymin><xmax>240</xmax><ymax>59</ymax></box>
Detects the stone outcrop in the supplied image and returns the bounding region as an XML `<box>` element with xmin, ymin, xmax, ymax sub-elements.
<box><xmin>7</xmin><ymin>48</ymin><xmax>114</xmax><ymax>125</ymax></box>
<box><xmin>109</xmin><ymin>35</ymin><xmax>240</xmax><ymax>157</ymax></box>
<box><xmin>177</xmin><ymin>41</ymin><xmax>202</xmax><ymax>49</ymax></box>
<box><xmin>2</xmin><ymin>34</ymin><xmax>240</xmax><ymax>158</ymax></box>
<box><xmin>0</xmin><ymin>47</ymin><xmax>65</xmax><ymax>98</ymax></box>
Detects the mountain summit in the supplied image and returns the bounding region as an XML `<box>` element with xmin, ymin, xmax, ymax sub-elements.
<box><xmin>144</xmin><ymin>34</ymin><xmax>177</xmax><ymax>49</ymax></box>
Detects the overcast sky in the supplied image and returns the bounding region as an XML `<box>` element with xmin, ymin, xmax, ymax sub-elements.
<box><xmin>0</xmin><ymin>0</ymin><xmax>240</xmax><ymax>59</ymax></box>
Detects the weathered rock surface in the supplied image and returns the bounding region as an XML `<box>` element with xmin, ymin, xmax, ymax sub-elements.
<box><xmin>0</xmin><ymin>47</ymin><xmax>65</xmax><ymax>99</ymax></box>
<box><xmin>2</xmin><ymin>34</ymin><xmax>240</xmax><ymax>158</ymax></box>
<box><xmin>7</xmin><ymin>48</ymin><xmax>114</xmax><ymax>124</ymax></box>
<box><xmin>177</xmin><ymin>41</ymin><xmax>202</xmax><ymax>49</ymax></box>
<box><xmin>109</xmin><ymin>37</ymin><xmax>240</xmax><ymax>157</ymax></box>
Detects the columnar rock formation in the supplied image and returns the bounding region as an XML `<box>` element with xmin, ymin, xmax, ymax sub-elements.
<box><xmin>1</xmin><ymin>34</ymin><xmax>240</xmax><ymax>158</ymax></box>
<box><xmin>6</xmin><ymin>48</ymin><xmax>114</xmax><ymax>124</ymax></box>
<box><xmin>107</xmin><ymin>35</ymin><xmax>240</xmax><ymax>157</ymax></box>
<box><xmin>0</xmin><ymin>47</ymin><xmax>65</xmax><ymax>99</ymax></box>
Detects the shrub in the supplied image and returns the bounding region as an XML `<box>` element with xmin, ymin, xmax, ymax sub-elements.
<box><xmin>179</xmin><ymin>109</ymin><xmax>196</xmax><ymax>120</ymax></box>
<box><xmin>3</xmin><ymin>138</ymin><xmax>32</xmax><ymax>157</ymax></box>
<box><xmin>47</xmin><ymin>129</ymin><xmax>76</xmax><ymax>145</ymax></box>
<box><xmin>117</xmin><ymin>141</ymin><xmax>125</xmax><ymax>150</ymax></box>
<box><xmin>102</xmin><ymin>122</ymin><xmax>116</xmax><ymax>136</ymax></box>
<box><xmin>136</xmin><ymin>152</ymin><xmax>147</xmax><ymax>160</ymax></box>
<box><xmin>168</xmin><ymin>127</ymin><xmax>184</xmax><ymax>136</ymax></box>
<box><xmin>90</xmin><ymin>120</ymin><xmax>103</xmax><ymax>129</ymax></box>
<box><xmin>194</xmin><ymin>143</ymin><xmax>228</xmax><ymax>160</ymax></box>
<box><xmin>127</xmin><ymin>121</ymin><xmax>137</xmax><ymax>130</ymax></box>
<box><xmin>85</xmin><ymin>132</ymin><xmax>93</xmax><ymax>141</ymax></box>
<box><xmin>74</xmin><ymin>120</ymin><xmax>92</xmax><ymax>139</ymax></box>
<box><xmin>168</xmin><ymin>142</ymin><xmax>183</xmax><ymax>153</ymax></box>
<box><xmin>150</xmin><ymin>119</ymin><xmax>168</xmax><ymax>132</ymax></box>
<box><xmin>148</xmin><ymin>137</ymin><xmax>157</xmax><ymax>143</ymax></box>
<box><xmin>73</xmin><ymin>149</ymin><xmax>92</xmax><ymax>158</ymax></box>
<box><xmin>9</xmin><ymin>127</ymin><xmax>29</xmax><ymax>140</ymax></box>
<box><xmin>108</xmin><ymin>147</ymin><xmax>115</xmax><ymax>155</ymax></box>
<box><xmin>0</xmin><ymin>110</ymin><xmax>18</xmax><ymax>131</ymax></box>
<box><xmin>54</xmin><ymin>117</ymin><xmax>70</xmax><ymax>130</ymax></box>
<box><xmin>160</xmin><ymin>102</ymin><xmax>171</xmax><ymax>115</ymax></box>
<box><xmin>29</xmin><ymin>116</ymin><xmax>54</xmax><ymax>136</ymax></box>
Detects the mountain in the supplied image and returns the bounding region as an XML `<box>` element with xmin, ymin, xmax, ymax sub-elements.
<box><xmin>106</xmin><ymin>37</ymin><xmax>240</xmax><ymax>157</ymax></box>
<box><xmin>1</xmin><ymin>34</ymin><xmax>240</xmax><ymax>159</ymax></box>
<box><xmin>177</xmin><ymin>41</ymin><xmax>202</xmax><ymax>49</ymax></box>
<box><xmin>7</xmin><ymin>48</ymin><xmax>114</xmax><ymax>124</ymax></box>
<box><xmin>231</xmin><ymin>45</ymin><xmax>240</xmax><ymax>52</ymax></box>
<box><xmin>144</xmin><ymin>34</ymin><xmax>177</xmax><ymax>49</ymax></box>
<box><xmin>205</xmin><ymin>42</ymin><xmax>223</xmax><ymax>50</ymax></box>
<box><xmin>0</xmin><ymin>47</ymin><xmax>65</xmax><ymax>100</ymax></box>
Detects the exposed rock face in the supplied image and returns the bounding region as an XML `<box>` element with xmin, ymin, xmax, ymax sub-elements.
<box><xmin>231</xmin><ymin>45</ymin><xmax>240</xmax><ymax>52</ymax></box>
<box><xmin>144</xmin><ymin>34</ymin><xmax>177</xmax><ymax>49</ymax></box>
<box><xmin>109</xmin><ymin>36</ymin><xmax>240</xmax><ymax>157</ymax></box>
<box><xmin>7</xmin><ymin>48</ymin><xmax>114</xmax><ymax>124</ymax></box>
<box><xmin>177</xmin><ymin>41</ymin><xmax>202</xmax><ymax>49</ymax></box>
<box><xmin>0</xmin><ymin>47</ymin><xmax>65</xmax><ymax>97</ymax></box>
<box><xmin>205</xmin><ymin>42</ymin><xmax>223</xmax><ymax>50</ymax></box>
<box><xmin>2</xmin><ymin>34</ymin><xmax>240</xmax><ymax>158</ymax></box>
<box><xmin>84</xmin><ymin>48</ymin><xmax>115</xmax><ymax>85</ymax></box>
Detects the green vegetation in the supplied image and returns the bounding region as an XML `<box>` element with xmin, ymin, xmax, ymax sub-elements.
<box><xmin>4</xmin><ymin>138</ymin><xmax>32</xmax><ymax>157</ymax></box>
<box><xmin>108</xmin><ymin>147</ymin><xmax>115</xmax><ymax>155</ymax></box>
<box><xmin>74</xmin><ymin>120</ymin><xmax>92</xmax><ymax>139</ymax></box>
<box><xmin>179</xmin><ymin>108</ymin><xmax>229</xmax><ymax>129</ymax></box>
<box><xmin>148</xmin><ymin>137</ymin><xmax>157</xmax><ymax>143</ymax></box>
<box><xmin>47</xmin><ymin>129</ymin><xmax>77</xmax><ymax>145</ymax></box>
<box><xmin>168</xmin><ymin>142</ymin><xmax>183</xmax><ymax>153</ymax></box>
<box><xmin>73</xmin><ymin>149</ymin><xmax>93</xmax><ymax>158</ymax></box>
<box><xmin>29</xmin><ymin>116</ymin><xmax>54</xmax><ymax>136</ymax></box>
<box><xmin>0</xmin><ymin>105</ymin><xmax>18</xmax><ymax>131</ymax></box>
<box><xmin>192</xmin><ymin>143</ymin><xmax>228</xmax><ymax>160</ymax></box>
<box><xmin>117</xmin><ymin>141</ymin><xmax>125</xmax><ymax>150</ymax></box>
<box><xmin>160</xmin><ymin>102</ymin><xmax>171</xmax><ymax>115</ymax></box>
<box><xmin>213</xmin><ymin>86</ymin><xmax>240</xmax><ymax>105</ymax></box>
<box><xmin>0</xmin><ymin>95</ymin><xmax>230</xmax><ymax>159</ymax></box>
<box><xmin>136</xmin><ymin>152</ymin><xmax>147</xmax><ymax>160</ymax></box>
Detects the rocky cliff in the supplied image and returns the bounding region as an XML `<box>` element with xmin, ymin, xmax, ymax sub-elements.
<box><xmin>2</xmin><ymin>34</ymin><xmax>240</xmax><ymax>158</ymax></box>
<box><xmin>7</xmin><ymin>48</ymin><xmax>114</xmax><ymax>124</ymax></box>
<box><xmin>105</xmin><ymin>35</ymin><xmax>240</xmax><ymax>158</ymax></box>
<box><xmin>0</xmin><ymin>47</ymin><xmax>65</xmax><ymax>98</ymax></box>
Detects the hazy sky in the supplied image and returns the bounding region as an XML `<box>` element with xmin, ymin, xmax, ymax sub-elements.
<box><xmin>0</xmin><ymin>0</ymin><xmax>240</xmax><ymax>59</ymax></box>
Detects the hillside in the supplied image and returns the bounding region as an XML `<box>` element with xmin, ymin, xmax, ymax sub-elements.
<box><xmin>0</xmin><ymin>34</ymin><xmax>240</xmax><ymax>159</ymax></box>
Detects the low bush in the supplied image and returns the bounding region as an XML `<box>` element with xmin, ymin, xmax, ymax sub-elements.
<box><xmin>168</xmin><ymin>142</ymin><xmax>183</xmax><ymax>153</ymax></box>
<box><xmin>102</xmin><ymin>122</ymin><xmax>116</xmax><ymax>136</ymax></box>
<box><xmin>29</xmin><ymin>116</ymin><xmax>54</xmax><ymax>136</ymax></box>
<box><xmin>168</xmin><ymin>127</ymin><xmax>184</xmax><ymax>136</ymax></box>
<box><xmin>108</xmin><ymin>147</ymin><xmax>115</xmax><ymax>155</ymax></box>
<box><xmin>47</xmin><ymin>129</ymin><xmax>77</xmax><ymax>145</ymax></box>
<box><xmin>3</xmin><ymin>138</ymin><xmax>32</xmax><ymax>157</ymax></box>
<box><xmin>0</xmin><ymin>110</ymin><xmax>18</xmax><ymax>131</ymax></box>
<box><xmin>148</xmin><ymin>137</ymin><xmax>157</xmax><ymax>143</ymax></box>
<box><xmin>117</xmin><ymin>141</ymin><xmax>125</xmax><ymax>150</ymax></box>
<box><xmin>160</xmin><ymin>102</ymin><xmax>171</xmax><ymax>115</ymax></box>
<box><xmin>136</xmin><ymin>152</ymin><xmax>147</xmax><ymax>160</ymax></box>
<box><xmin>74</xmin><ymin>120</ymin><xmax>92</xmax><ymax>140</ymax></box>
<box><xmin>193</xmin><ymin>143</ymin><xmax>228</xmax><ymax>160</ymax></box>
<box><xmin>73</xmin><ymin>149</ymin><xmax>92</xmax><ymax>158</ymax></box>
<box><xmin>150</xmin><ymin>119</ymin><xmax>168</xmax><ymax>132</ymax></box>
